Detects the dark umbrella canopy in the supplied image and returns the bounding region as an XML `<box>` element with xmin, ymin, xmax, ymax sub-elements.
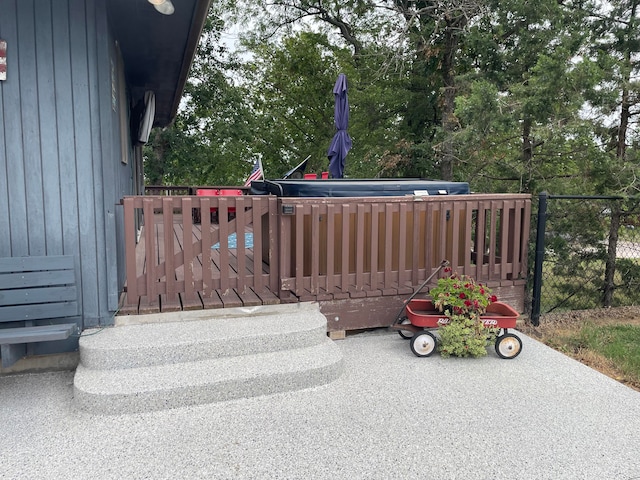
<box><xmin>327</xmin><ymin>73</ymin><xmax>352</xmax><ymax>178</ymax></box>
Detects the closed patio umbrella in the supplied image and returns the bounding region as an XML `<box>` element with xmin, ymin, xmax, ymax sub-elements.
<box><xmin>327</xmin><ymin>73</ymin><xmax>352</xmax><ymax>178</ymax></box>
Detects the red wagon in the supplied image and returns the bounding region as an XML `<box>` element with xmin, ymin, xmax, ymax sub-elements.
<box><xmin>391</xmin><ymin>299</ymin><xmax>522</xmax><ymax>359</ymax></box>
<box><xmin>389</xmin><ymin>261</ymin><xmax>523</xmax><ymax>359</ymax></box>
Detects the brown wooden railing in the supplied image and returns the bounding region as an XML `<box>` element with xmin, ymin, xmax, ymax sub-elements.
<box><xmin>277</xmin><ymin>194</ymin><xmax>531</xmax><ymax>300</ymax></box>
<box><xmin>121</xmin><ymin>195</ymin><xmax>279</xmax><ymax>313</ymax></box>
<box><xmin>120</xmin><ymin>193</ymin><xmax>531</xmax><ymax>315</ymax></box>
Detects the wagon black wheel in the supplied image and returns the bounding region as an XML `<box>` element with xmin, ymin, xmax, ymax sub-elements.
<box><xmin>410</xmin><ymin>331</ymin><xmax>437</xmax><ymax>357</ymax></box>
<box><xmin>397</xmin><ymin>317</ymin><xmax>413</xmax><ymax>339</ymax></box>
<box><xmin>495</xmin><ymin>333</ymin><xmax>522</xmax><ymax>359</ymax></box>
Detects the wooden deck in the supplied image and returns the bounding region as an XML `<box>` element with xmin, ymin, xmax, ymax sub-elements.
<box><xmin>119</xmin><ymin>193</ymin><xmax>282</xmax><ymax>315</ymax></box>
<box><xmin>166</xmin><ymin>218</ymin><xmax>280</xmax><ymax>310</ymax></box>
<box><xmin>121</xmin><ymin>218</ymin><xmax>282</xmax><ymax>315</ymax></box>
<box><xmin>119</xmin><ymin>194</ymin><xmax>532</xmax><ymax>331</ymax></box>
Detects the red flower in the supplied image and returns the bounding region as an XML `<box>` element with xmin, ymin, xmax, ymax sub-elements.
<box><xmin>459</xmin><ymin>292</ymin><xmax>466</xmax><ymax>299</ymax></box>
<box><xmin>464</xmin><ymin>300</ymin><xmax>472</xmax><ymax>307</ymax></box>
<box><xmin>490</xmin><ymin>295</ymin><xmax>498</xmax><ymax>302</ymax></box>
<box><xmin>444</xmin><ymin>267</ymin><xmax>451</xmax><ymax>273</ymax></box>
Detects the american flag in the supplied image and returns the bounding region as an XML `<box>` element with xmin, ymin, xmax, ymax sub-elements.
<box><xmin>244</xmin><ymin>158</ymin><xmax>264</xmax><ymax>186</ymax></box>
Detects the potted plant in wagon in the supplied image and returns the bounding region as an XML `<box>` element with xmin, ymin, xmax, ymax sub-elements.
<box><xmin>393</xmin><ymin>264</ymin><xmax>523</xmax><ymax>358</ymax></box>
<box><xmin>427</xmin><ymin>268</ymin><xmax>501</xmax><ymax>358</ymax></box>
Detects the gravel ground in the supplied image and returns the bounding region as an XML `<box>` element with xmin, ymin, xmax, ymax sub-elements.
<box><xmin>2</xmin><ymin>328</ymin><xmax>640</xmax><ymax>479</ymax></box>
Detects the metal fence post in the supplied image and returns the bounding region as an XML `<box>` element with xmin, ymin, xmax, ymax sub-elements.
<box><xmin>531</xmin><ymin>192</ymin><xmax>548</xmax><ymax>326</ymax></box>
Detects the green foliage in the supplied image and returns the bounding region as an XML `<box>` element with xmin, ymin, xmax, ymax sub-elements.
<box><xmin>144</xmin><ymin>5</ymin><xmax>258</xmax><ymax>186</ymax></box>
<box><xmin>454</xmin><ymin>0</ymin><xmax>599</xmax><ymax>194</ymax></box>
<box><xmin>430</xmin><ymin>269</ymin><xmax>499</xmax><ymax>357</ymax></box>
<box><xmin>438</xmin><ymin>314</ymin><xmax>499</xmax><ymax>358</ymax></box>
<box><xmin>148</xmin><ymin>0</ymin><xmax>640</xmax><ymax>204</ymax></box>
<box><xmin>430</xmin><ymin>269</ymin><xmax>497</xmax><ymax>316</ymax></box>
<box><xmin>242</xmin><ymin>31</ymin><xmax>407</xmax><ymax>178</ymax></box>
<box><xmin>241</xmin><ymin>32</ymin><xmax>340</xmax><ymax>176</ymax></box>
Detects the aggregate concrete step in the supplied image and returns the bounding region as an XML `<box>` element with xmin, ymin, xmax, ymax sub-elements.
<box><xmin>74</xmin><ymin>339</ymin><xmax>343</xmax><ymax>414</ymax></box>
<box><xmin>79</xmin><ymin>303</ymin><xmax>329</xmax><ymax>370</ymax></box>
<box><xmin>73</xmin><ymin>303</ymin><xmax>344</xmax><ymax>414</ymax></box>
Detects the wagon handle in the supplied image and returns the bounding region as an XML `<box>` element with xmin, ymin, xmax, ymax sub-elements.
<box><xmin>390</xmin><ymin>259</ymin><xmax>450</xmax><ymax>327</ymax></box>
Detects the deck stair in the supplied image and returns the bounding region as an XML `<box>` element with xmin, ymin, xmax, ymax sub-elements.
<box><xmin>73</xmin><ymin>303</ymin><xmax>343</xmax><ymax>414</ymax></box>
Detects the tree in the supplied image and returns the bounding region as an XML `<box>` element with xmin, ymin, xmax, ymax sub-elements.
<box><xmin>245</xmin><ymin>0</ymin><xmax>488</xmax><ymax>180</ymax></box>
<box><xmin>384</xmin><ymin>1</ymin><xmax>484</xmax><ymax>180</ymax></box>
<box><xmin>582</xmin><ymin>0</ymin><xmax>640</xmax><ymax>305</ymax></box>
<box><xmin>453</xmin><ymin>0</ymin><xmax>598</xmax><ymax>193</ymax></box>
<box><xmin>144</xmin><ymin>7</ymin><xmax>258</xmax><ymax>186</ymax></box>
<box><xmin>241</xmin><ymin>26</ymin><xmax>409</xmax><ymax>178</ymax></box>
<box><xmin>241</xmin><ymin>32</ymin><xmax>339</xmax><ymax>176</ymax></box>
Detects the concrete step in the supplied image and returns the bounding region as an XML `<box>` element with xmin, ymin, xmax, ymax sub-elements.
<box><xmin>78</xmin><ymin>303</ymin><xmax>329</xmax><ymax>370</ymax></box>
<box><xmin>73</xmin><ymin>303</ymin><xmax>344</xmax><ymax>414</ymax></box>
<box><xmin>74</xmin><ymin>340</ymin><xmax>343</xmax><ymax>414</ymax></box>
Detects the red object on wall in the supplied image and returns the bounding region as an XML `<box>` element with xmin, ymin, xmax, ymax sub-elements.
<box><xmin>0</xmin><ymin>40</ymin><xmax>7</xmax><ymax>81</ymax></box>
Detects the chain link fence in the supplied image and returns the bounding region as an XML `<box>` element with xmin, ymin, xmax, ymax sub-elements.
<box><xmin>529</xmin><ymin>194</ymin><xmax>640</xmax><ymax>325</ymax></box>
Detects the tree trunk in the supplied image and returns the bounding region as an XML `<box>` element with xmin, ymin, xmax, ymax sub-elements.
<box><xmin>603</xmin><ymin>205</ymin><xmax>621</xmax><ymax>307</ymax></box>
<box><xmin>147</xmin><ymin>129</ymin><xmax>168</xmax><ymax>185</ymax></box>
<box><xmin>604</xmin><ymin>1</ymin><xmax>636</xmax><ymax>305</ymax></box>
<box><xmin>521</xmin><ymin>118</ymin><xmax>533</xmax><ymax>193</ymax></box>
<box><xmin>617</xmin><ymin>86</ymin><xmax>629</xmax><ymax>161</ymax></box>
<box><xmin>439</xmin><ymin>18</ymin><xmax>465</xmax><ymax>181</ymax></box>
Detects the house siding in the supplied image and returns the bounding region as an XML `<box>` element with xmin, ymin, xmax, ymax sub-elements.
<box><xmin>0</xmin><ymin>0</ymin><xmax>133</xmax><ymax>350</ymax></box>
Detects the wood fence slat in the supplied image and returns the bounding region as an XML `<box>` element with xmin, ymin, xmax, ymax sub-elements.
<box><xmin>476</xmin><ymin>201</ymin><xmax>487</xmax><ymax>280</ymax></box>
<box><xmin>425</xmin><ymin>202</ymin><xmax>434</xmax><ymax>272</ymax></box>
<box><xmin>398</xmin><ymin>203</ymin><xmax>407</xmax><ymax>291</ymax></box>
<box><xmin>463</xmin><ymin>201</ymin><xmax>475</xmax><ymax>274</ymax></box>
<box><xmin>218</xmin><ymin>208</ymin><xmax>231</xmax><ymax>293</ymax></box>
<box><xmin>411</xmin><ymin>202</ymin><xmax>420</xmax><ymax>285</ymax></box>
<box><xmin>235</xmin><ymin>196</ymin><xmax>247</xmax><ymax>293</ymax></box>
<box><xmin>311</xmin><ymin>205</ymin><xmax>320</xmax><ymax>294</ymax></box>
<box><xmin>370</xmin><ymin>203</ymin><xmax>380</xmax><ymax>294</ymax></box>
<box><xmin>488</xmin><ymin>200</ymin><xmax>498</xmax><ymax>282</ymax></box>
<box><xmin>326</xmin><ymin>204</ymin><xmax>335</xmax><ymax>296</ymax></box>
<box><xmin>341</xmin><ymin>203</ymin><xmax>350</xmax><ymax>296</ymax></box>
<box><xmin>295</xmin><ymin>204</ymin><xmax>305</xmax><ymax>296</ymax></box>
<box><xmin>266</xmin><ymin>197</ymin><xmax>279</xmax><ymax>294</ymax></box>
<box><xmin>520</xmin><ymin>199</ymin><xmax>532</xmax><ymax>278</ymax></box>
<box><xmin>251</xmin><ymin>199</ymin><xmax>263</xmax><ymax>291</ymax></box>
<box><xmin>200</xmin><ymin>197</ymin><xmax>214</xmax><ymax>296</ymax></box>
<box><xmin>354</xmin><ymin>203</ymin><xmax>365</xmax><ymax>295</ymax></box>
<box><xmin>180</xmin><ymin>199</ymin><xmax>202</xmax><ymax>310</ymax></box>
<box><xmin>141</xmin><ymin>198</ymin><xmax>159</xmax><ymax>312</ymax></box>
<box><xmin>123</xmin><ymin>197</ymin><xmax>138</xmax><ymax>306</ymax></box>
<box><xmin>161</xmin><ymin>197</ymin><xmax>181</xmax><ymax>312</ymax></box>
<box><xmin>450</xmin><ymin>201</ymin><xmax>462</xmax><ymax>273</ymax></box>
<box><xmin>278</xmin><ymin>206</ymin><xmax>292</xmax><ymax>297</ymax></box>
<box><xmin>500</xmin><ymin>200</ymin><xmax>512</xmax><ymax>281</ymax></box>
<box><xmin>382</xmin><ymin>203</ymin><xmax>393</xmax><ymax>294</ymax></box>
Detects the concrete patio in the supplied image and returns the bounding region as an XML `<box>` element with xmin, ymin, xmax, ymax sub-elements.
<box><xmin>1</xmin><ymin>327</ymin><xmax>639</xmax><ymax>479</ymax></box>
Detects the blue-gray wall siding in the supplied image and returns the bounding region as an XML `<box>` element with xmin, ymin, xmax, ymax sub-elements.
<box><xmin>0</xmin><ymin>0</ymin><xmax>133</xmax><ymax>334</ymax></box>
